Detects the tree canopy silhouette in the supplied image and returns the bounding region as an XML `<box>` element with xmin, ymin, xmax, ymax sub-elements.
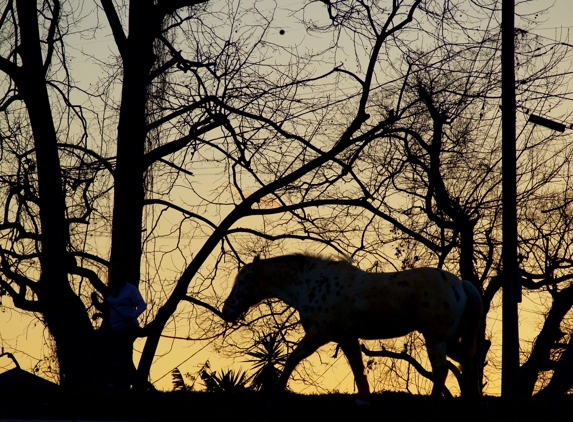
<box><xmin>0</xmin><ymin>0</ymin><xmax>572</xmax><ymax>396</ymax></box>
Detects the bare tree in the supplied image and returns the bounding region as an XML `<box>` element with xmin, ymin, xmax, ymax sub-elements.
<box><xmin>518</xmin><ymin>184</ymin><xmax>573</xmax><ymax>395</ymax></box>
<box><xmin>217</xmin><ymin>0</ymin><xmax>573</xmax><ymax>397</ymax></box>
<box><xmin>1</xmin><ymin>0</ymin><xmax>572</xmax><ymax>397</ymax></box>
<box><xmin>0</xmin><ymin>0</ymin><xmax>432</xmax><ymax>387</ymax></box>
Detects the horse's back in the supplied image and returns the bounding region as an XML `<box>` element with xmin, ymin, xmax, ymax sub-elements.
<box><xmin>387</xmin><ymin>267</ymin><xmax>466</xmax><ymax>317</ymax></box>
<box><xmin>311</xmin><ymin>266</ymin><xmax>467</xmax><ymax>340</ymax></box>
<box><xmin>368</xmin><ymin>268</ymin><xmax>466</xmax><ymax>336</ymax></box>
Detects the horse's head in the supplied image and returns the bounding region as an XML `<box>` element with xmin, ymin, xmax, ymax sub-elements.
<box><xmin>222</xmin><ymin>255</ymin><xmax>264</xmax><ymax>323</ymax></box>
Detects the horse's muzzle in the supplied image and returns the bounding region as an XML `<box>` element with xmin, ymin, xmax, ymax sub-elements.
<box><xmin>221</xmin><ymin>303</ymin><xmax>241</xmax><ymax>322</ymax></box>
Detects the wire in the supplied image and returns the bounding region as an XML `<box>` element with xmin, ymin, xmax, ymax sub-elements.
<box><xmin>151</xmin><ymin>335</ymin><xmax>220</xmax><ymax>385</ymax></box>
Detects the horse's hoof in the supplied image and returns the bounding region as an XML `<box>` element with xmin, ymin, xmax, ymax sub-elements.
<box><xmin>355</xmin><ymin>398</ymin><xmax>370</xmax><ymax>406</ymax></box>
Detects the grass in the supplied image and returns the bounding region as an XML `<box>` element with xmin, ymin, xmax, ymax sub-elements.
<box><xmin>1</xmin><ymin>388</ymin><xmax>573</xmax><ymax>421</ymax></box>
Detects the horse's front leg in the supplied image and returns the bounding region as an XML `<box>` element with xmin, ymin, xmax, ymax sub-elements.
<box><xmin>425</xmin><ymin>337</ymin><xmax>449</xmax><ymax>397</ymax></box>
<box><xmin>339</xmin><ymin>338</ymin><xmax>371</xmax><ymax>405</ymax></box>
<box><xmin>275</xmin><ymin>333</ymin><xmax>326</xmax><ymax>393</ymax></box>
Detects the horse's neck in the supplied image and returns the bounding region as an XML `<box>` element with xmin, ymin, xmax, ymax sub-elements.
<box><xmin>259</xmin><ymin>260</ymin><xmax>302</xmax><ymax>307</ymax></box>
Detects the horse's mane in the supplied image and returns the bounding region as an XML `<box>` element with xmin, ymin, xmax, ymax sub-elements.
<box><xmin>299</xmin><ymin>252</ymin><xmax>351</xmax><ymax>263</ymax></box>
<box><xmin>237</xmin><ymin>253</ymin><xmax>353</xmax><ymax>278</ymax></box>
<box><xmin>268</xmin><ymin>252</ymin><xmax>353</xmax><ymax>268</ymax></box>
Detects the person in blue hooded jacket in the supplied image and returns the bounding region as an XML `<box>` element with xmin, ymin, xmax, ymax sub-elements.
<box><xmin>93</xmin><ymin>279</ymin><xmax>146</xmax><ymax>389</ymax></box>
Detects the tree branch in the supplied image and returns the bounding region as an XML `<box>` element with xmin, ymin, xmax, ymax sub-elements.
<box><xmin>157</xmin><ymin>0</ymin><xmax>208</xmax><ymax>15</ymax></box>
<box><xmin>361</xmin><ymin>343</ymin><xmax>454</xmax><ymax>398</ymax></box>
<box><xmin>99</xmin><ymin>0</ymin><xmax>127</xmax><ymax>58</ymax></box>
<box><xmin>143</xmin><ymin>198</ymin><xmax>218</xmax><ymax>230</ymax></box>
<box><xmin>43</xmin><ymin>0</ymin><xmax>60</xmax><ymax>74</ymax></box>
<box><xmin>143</xmin><ymin>116</ymin><xmax>226</xmax><ymax>170</ymax></box>
<box><xmin>182</xmin><ymin>295</ymin><xmax>223</xmax><ymax>319</ymax></box>
<box><xmin>69</xmin><ymin>265</ymin><xmax>106</xmax><ymax>294</ymax></box>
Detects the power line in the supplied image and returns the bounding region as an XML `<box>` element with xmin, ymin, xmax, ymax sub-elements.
<box><xmin>151</xmin><ymin>335</ymin><xmax>218</xmax><ymax>385</ymax></box>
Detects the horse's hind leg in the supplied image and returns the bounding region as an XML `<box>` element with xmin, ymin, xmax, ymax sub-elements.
<box><xmin>425</xmin><ymin>338</ymin><xmax>449</xmax><ymax>397</ymax></box>
<box><xmin>339</xmin><ymin>338</ymin><xmax>371</xmax><ymax>404</ymax></box>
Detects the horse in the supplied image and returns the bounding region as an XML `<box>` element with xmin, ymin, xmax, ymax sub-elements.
<box><xmin>222</xmin><ymin>253</ymin><xmax>482</xmax><ymax>403</ymax></box>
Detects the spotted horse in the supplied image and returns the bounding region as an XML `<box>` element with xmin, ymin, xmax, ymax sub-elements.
<box><xmin>222</xmin><ymin>253</ymin><xmax>483</xmax><ymax>404</ymax></box>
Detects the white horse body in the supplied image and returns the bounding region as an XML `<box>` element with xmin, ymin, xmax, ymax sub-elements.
<box><xmin>222</xmin><ymin>254</ymin><xmax>482</xmax><ymax>402</ymax></box>
<box><xmin>279</xmin><ymin>265</ymin><xmax>467</xmax><ymax>341</ymax></box>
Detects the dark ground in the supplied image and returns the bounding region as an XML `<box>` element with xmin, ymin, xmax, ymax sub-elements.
<box><xmin>1</xmin><ymin>388</ymin><xmax>572</xmax><ymax>421</ymax></box>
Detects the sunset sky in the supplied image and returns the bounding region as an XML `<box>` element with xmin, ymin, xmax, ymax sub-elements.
<box><xmin>0</xmin><ymin>0</ymin><xmax>572</xmax><ymax>397</ymax></box>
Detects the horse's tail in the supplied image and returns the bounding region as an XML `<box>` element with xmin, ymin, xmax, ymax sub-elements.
<box><xmin>447</xmin><ymin>280</ymin><xmax>483</xmax><ymax>370</ymax></box>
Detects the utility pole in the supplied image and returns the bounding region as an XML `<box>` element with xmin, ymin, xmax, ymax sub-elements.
<box><xmin>501</xmin><ymin>0</ymin><xmax>520</xmax><ymax>397</ymax></box>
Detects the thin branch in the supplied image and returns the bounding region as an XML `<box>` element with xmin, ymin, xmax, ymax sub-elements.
<box><xmin>361</xmin><ymin>343</ymin><xmax>454</xmax><ymax>397</ymax></box>
<box><xmin>182</xmin><ymin>295</ymin><xmax>223</xmax><ymax>319</ymax></box>
<box><xmin>43</xmin><ymin>0</ymin><xmax>60</xmax><ymax>74</ymax></box>
<box><xmin>143</xmin><ymin>117</ymin><xmax>225</xmax><ymax>170</ymax></box>
<box><xmin>69</xmin><ymin>265</ymin><xmax>106</xmax><ymax>294</ymax></box>
<box><xmin>99</xmin><ymin>0</ymin><xmax>127</xmax><ymax>57</ymax></box>
<box><xmin>143</xmin><ymin>198</ymin><xmax>218</xmax><ymax>230</ymax></box>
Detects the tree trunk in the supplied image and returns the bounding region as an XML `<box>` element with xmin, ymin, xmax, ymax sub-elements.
<box><xmin>15</xmin><ymin>0</ymin><xmax>99</xmax><ymax>386</ymax></box>
<box><xmin>520</xmin><ymin>285</ymin><xmax>573</xmax><ymax>396</ymax></box>
<box><xmin>106</xmin><ymin>1</ymin><xmax>164</xmax><ymax>387</ymax></box>
<box><xmin>457</xmin><ymin>222</ymin><xmax>485</xmax><ymax>397</ymax></box>
<box><xmin>108</xmin><ymin>1</ymin><xmax>157</xmax><ymax>286</ymax></box>
<box><xmin>539</xmin><ymin>334</ymin><xmax>573</xmax><ymax>395</ymax></box>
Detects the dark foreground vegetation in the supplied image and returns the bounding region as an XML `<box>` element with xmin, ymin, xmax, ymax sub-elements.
<box><xmin>0</xmin><ymin>388</ymin><xmax>572</xmax><ymax>421</ymax></box>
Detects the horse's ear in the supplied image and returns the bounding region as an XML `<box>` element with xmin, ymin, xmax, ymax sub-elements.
<box><xmin>238</xmin><ymin>255</ymin><xmax>260</xmax><ymax>274</ymax></box>
<box><xmin>248</xmin><ymin>255</ymin><xmax>260</xmax><ymax>273</ymax></box>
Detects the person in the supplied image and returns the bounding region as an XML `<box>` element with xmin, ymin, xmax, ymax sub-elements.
<box><xmin>92</xmin><ymin>280</ymin><xmax>147</xmax><ymax>389</ymax></box>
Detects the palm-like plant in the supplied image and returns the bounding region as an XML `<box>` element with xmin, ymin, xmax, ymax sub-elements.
<box><xmin>171</xmin><ymin>367</ymin><xmax>198</xmax><ymax>391</ymax></box>
<box><xmin>245</xmin><ymin>332</ymin><xmax>288</xmax><ymax>392</ymax></box>
<box><xmin>171</xmin><ymin>367</ymin><xmax>188</xmax><ymax>391</ymax></box>
<box><xmin>199</xmin><ymin>361</ymin><xmax>251</xmax><ymax>393</ymax></box>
